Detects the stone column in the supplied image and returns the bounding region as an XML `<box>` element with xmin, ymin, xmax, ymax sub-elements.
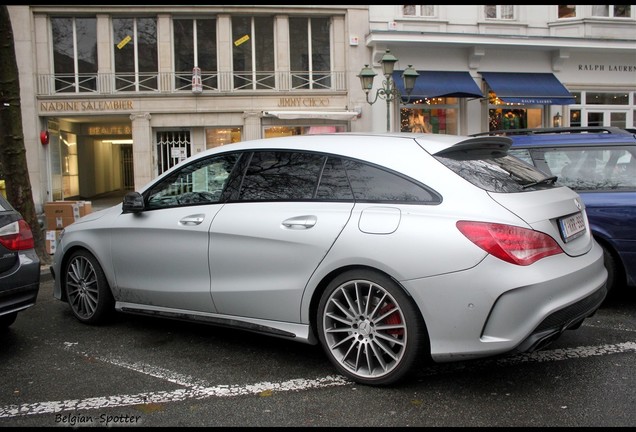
<box><xmin>242</xmin><ymin>111</ymin><xmax>262</xmax><ymax>141</ymax></box>
<box><xmin>129</xmin><ymin>113</ymin><xmax>153</xmax><ymax>190</ymax></box>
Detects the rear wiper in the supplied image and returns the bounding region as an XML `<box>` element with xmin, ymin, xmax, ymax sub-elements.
<box><xmin>522</xmin><ymin>176</ymin><xmax>558</xmax><ymax>189</ymax></box>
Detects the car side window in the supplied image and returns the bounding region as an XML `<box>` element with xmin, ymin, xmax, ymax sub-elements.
<box><xmin>146</xmin><ymin>154</ymin><xmax>240</xmax><ymax>209</ymax></box>
<box><xmin>315</xmin><ymin>157</ymin><xmax>354</xmax><ymax>200</ymax></box>
<box><xmin>343</xmin><ymin>159</ymin><xmax>440</xmax><ymax>203</ymax></box>
<box><xmin>239</xmin><ymin>151</ymin><xmax>325</xmax><ymax>201</ymax></box>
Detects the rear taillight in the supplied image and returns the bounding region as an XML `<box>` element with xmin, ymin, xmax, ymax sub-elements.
<box><xmin>0</xmin><ymin>220</ymin><xmax>35</xmax><ymax>251</ymax></box>
<box><xmin>456</xmin><ymin>221</ymin><xmax>562</xmax><ymax>266</ymax></box>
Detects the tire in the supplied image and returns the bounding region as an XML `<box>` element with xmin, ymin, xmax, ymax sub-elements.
<box><xmin>601</xmin><ymin>243</ymin><xmax>623</xmax><ymax>298</ymax></box>
<box><xmin>317</xmin><ymin>269</ymin><xmax>427</xmax><ymax>386</ymax></box>
<box><xmin>64</xmin><ymin>250</ymin><xmax>114</xmax><ymax>324</ymax></box>
<box><xmin>0</xmin><ymin>312</ymin><xmax>18</xmax><ymax>329</ymax></box>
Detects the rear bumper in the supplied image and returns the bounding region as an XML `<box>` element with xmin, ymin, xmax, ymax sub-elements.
<box><xmin>401</xmin><ymin>240</ymin><xmax>607</xmax><ymax>362</ymax></box>
<box><xmin>513</xmin><ymin>282</ymin><xmax>606</xmax><ymax>353</ymax></box>
<box><xmin>0</xmin><ymin>256</ymin><xmax>40</xmax><ymax>317</ymax></box>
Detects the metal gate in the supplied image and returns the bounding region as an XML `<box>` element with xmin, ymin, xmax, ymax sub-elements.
<box><xmin>120</xmin><ymin>144</ymin><xmax>134</xmax><ymax>190</ymax></box>
<box><xmin>156</xmin><ymin>131</ymin><xmax>192</xmax><ymax>175</ymax></box>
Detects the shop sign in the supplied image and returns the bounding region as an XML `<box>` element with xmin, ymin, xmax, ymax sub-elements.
<box><xmin>278</xmin><ymin>97</ymin><xmax>329</xmax><ymax>107</ymax></box>
<box><xmin>577</xmin><ymin>64</ymin><xmax>635</xmax><ymax>72</ymax></box>
<box><xmin>40</xmin><ymin>100</ymin><xmax>134</xmax><ymax>113</ymax></box>
<box><xmin>87</xmin><ymin>126</ymin><xmax>132</xmax><ymax>136</ymax></box>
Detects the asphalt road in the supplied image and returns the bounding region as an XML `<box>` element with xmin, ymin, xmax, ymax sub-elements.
<box><xmin>1</xmin><ymin>277</ymin><xmax>635</xmax><ymax>427</ymax></box>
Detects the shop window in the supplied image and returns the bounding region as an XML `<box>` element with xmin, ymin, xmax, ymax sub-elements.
<box><xmin>206</xmin><ymin>128</ymin><xmax>242</xmax><ymax>149</ymax></box>
<box><xmin>173</xmin><ymin>18</ymin><xmax>217</xmax><ymax>91</ymax></box>
<box><xmin>51</xmin><ymin>17</ymin><xmax>97</xmax><ymax>93</ymax></box>
<box><xmin>488</xmin><ymin>108</ymin><xmax>542</xmax><ymax>130</ymax></box>
<box><xmin>232</xmin><ymin>16</ymin><xmax>275</xmax><ymax>90</ymax></box>
<box><xmin>263</xmin><ymin>125</ymin><xmax>346</xmax><ymax>138</ymax></box>
<box><xmin>487</xmin><ymin>91</ymin><xmax>542</xmax><ymax>130</ymax></box>
<box><xmin>567</xmin><ymin>91</ymin><xmax>633</xmax><ymax>128</ymax></box>
<box><xmin>400</xmin><ymin>98</ymin><xmax>459</xmax><ymax>135</ymax></box>
<box><xmin>585</xmin><ymin>92</ymin><xmax>629</xmax><ymax>105</ymax></box>
<box><xmin>113</xmin><ymin>17</ymin><xmax>158</xmax><ymax>92</ymax></box>
<box><xmin>289</xmin><ymin>17</ymin><xmax>332</xmax><ymax>90</ymax></box>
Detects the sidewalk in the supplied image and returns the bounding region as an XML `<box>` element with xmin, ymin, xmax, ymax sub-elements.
<box><xmin>40</xmin><ymin>264</ymin><xmax>52</xmax><ymax>282</ymax></box>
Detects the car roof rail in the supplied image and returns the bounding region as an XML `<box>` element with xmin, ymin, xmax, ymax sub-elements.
<box><xmin>470</xmin><ymin>126</ymin><xmax>632</xmax><ymax>137</ymax></box>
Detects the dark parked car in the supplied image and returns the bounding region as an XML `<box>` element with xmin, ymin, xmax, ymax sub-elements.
<box><xmin>473</xmin><ymin>126</ymin><xmax>636</xmax><ymax>296</ymax></box>
<box><xmin>0</xmin><ymin>194</ymin><xmax>40</xmax><ymax>328</ymax></box>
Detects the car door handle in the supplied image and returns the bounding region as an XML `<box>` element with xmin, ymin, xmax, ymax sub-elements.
<box><xmin>180</xmin><ymin>214</ymin><xmax>205</xmax><ymax>226</ymax></box>
<box><xmin>282</xmin><ymin>215</ymin><xmax>317</xmax><ymax>229</ymax></box>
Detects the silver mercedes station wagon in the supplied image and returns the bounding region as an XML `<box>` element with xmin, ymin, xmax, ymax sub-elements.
<box><xmin>51</xmin><ymin>132</ymin><xmax>607</xmax><ymax>386</ymax></box>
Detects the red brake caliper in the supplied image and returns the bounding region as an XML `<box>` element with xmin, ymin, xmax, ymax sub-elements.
<box><xmin>379</xmin><ymin>304</ymin><xmax>404</xmax><ymax>336</ymax></box>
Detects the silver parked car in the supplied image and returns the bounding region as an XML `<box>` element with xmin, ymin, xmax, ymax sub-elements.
<box><xmin>51</xmin><ymin>132</ymin><xmax>607</xmax><ymax>386</ymax></box>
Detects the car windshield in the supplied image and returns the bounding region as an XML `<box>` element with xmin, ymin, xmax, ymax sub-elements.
<box><xmin>435</xmin><ymin>152</ymin><xmax>557</xmax><ymax>193</ymax></box>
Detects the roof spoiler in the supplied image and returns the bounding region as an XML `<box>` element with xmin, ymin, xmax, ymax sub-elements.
<box><xmin>434</xmin><ymin>136</ymin><xmax>512</xmax><ymax>158</ymax></box>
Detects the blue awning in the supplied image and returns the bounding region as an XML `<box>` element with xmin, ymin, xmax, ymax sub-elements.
<box><xmin>392</xmin><ymin>70</ymin><xmax>484</xmax><ymax>100</ymax></box>
<box><xmin>480</xmin><ymin>72</ymin><xmax>575</xmax><ymax>105</ymax></box>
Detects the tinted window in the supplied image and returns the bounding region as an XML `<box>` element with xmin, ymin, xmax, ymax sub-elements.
<box><xmin>232</xmin><ymin>151</ymin><xmax>438</xmax><ymax>203</ymax></box>
<box><xmin>316</xmin><ymin>157</ymin><xmax>354</xmax><ymax>200</ymax></box>
<box><xmin>146</xmin><ymin>154</ymin><xmax>240</xmax><ymax>209</ymax></box>
<box><xmin>436</xmin><ymin>153</ymin><xmax>553</xmax><ymax>193</ymax></box>
<box><xmin>343</xmin><ymin>159</ymin><xmax>439</xmax><ymax>203</ymax></box>
<box><xmin>239</xmin><ymin>151</ymin><xmax>325</xmax><ymax>200</ymax></box>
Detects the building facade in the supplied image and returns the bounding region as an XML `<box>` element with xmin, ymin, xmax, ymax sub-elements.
<box><xmin>5</xmin><ymin>5</ymin><xmax>636</xmax><ymax>215</ymax></box>
<box><xmin>368</xmin><ymin>5</ymin><xmax>635</xmax><ymax>137</ymax></box>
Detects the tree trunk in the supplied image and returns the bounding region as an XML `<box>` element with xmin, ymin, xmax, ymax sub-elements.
<box><xmin>0</xmin><ymin>6</ymin><xmax>52</xmax><ymax>266</ymax></box>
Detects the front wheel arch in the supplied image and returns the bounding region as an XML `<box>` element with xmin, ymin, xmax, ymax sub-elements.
<box><xmin>62</xmin><ymin>248</ymin><xmax>115</xmax><ymax>325</ymax></box>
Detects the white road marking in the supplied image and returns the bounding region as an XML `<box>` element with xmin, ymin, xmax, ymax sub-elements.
<box><xmin>1</xmin><ymin>341</ymin><xmax>635</xmax><ymax>419</ymax></box>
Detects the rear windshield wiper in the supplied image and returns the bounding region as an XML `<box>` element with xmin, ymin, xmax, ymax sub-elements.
<box><xmin>522</xmin><ymin>175</ymin><xmax>558</xmax><ymax>189</ymax></box>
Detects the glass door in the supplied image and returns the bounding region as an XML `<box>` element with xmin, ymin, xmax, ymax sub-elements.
<box><xmin>586</xmin><ymin>110</ymin><xmax>628</xmax><ymax>128</ymax></box>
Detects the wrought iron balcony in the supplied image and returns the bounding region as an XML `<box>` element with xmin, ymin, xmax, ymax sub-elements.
<box><xmin>35</xmin><ymin>70</ymin><xmax>347</xmax><ymax>96</ymax></box>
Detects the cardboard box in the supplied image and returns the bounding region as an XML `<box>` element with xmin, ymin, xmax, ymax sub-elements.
<box><xmin>45</xmin><ymin>229</ymin><xmax>63</xmax><ymax>254</ymax></box>
<box><xmin>44</xmin><ymin>201</ymin><xmax>93</xmax><ymax>230</ymax></box>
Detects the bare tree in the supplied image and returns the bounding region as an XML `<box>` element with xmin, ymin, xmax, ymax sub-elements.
<box><xmin>0</xmin><ymin>5</ymin><xmax>51</xmax><ymax>265</ymax></box>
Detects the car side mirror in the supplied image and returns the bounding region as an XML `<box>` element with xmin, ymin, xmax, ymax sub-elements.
<box><xmin>122</xmin><ymin>191</ymin><xmax>145</xmax><ymax>213</ymax></box>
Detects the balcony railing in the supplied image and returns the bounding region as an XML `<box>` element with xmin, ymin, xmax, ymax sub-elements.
<box><xmin>36</xmin><ymin>70</ymin><xmax>347</xmax><ymax>96</ymax></box>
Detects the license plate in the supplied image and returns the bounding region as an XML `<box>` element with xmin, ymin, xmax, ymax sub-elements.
<box><xmin>558</xmin><ymin>211</ymin><xmax>586</xmax><ymax>243</ymax></box>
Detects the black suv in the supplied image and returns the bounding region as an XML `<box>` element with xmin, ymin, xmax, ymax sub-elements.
<box><xmin>0</xmin><ymin>194</ymin><xmax>40</xmax><ymax>328</ymax></box>
<box><xmin>472</xmin><ymin>127</ymin><xmax>636</xmax><ymax>296</ymax></box>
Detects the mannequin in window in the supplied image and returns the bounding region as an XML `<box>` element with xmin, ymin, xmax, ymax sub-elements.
<box><xmin>409</xmin><ymin>111</ymin><xmax>432</xmax><ymax>133</ymax></box>
<box><xmin>503</xmin><ymin>111</ymin><xmax>520</xmax><ymax>130</ymax></box>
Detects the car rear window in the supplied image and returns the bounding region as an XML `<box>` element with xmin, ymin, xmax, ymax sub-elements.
<box><xmin>510</xmin><ymin>146</ymin><xmax>636</xmax><ymax>192</ymax></box>
<box><xmin>435</xmin><ymin>152</ymin><xmax>557</xmax><ymax>193</ymax></box>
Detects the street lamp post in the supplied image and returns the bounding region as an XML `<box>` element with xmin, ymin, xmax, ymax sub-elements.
<box><xmin>358</xmin><ymin>49</ymin><xmax>419</xmax><ymax>132</ymax></box>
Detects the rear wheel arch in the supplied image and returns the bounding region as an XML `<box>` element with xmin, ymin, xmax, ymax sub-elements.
<box><xmin>312</xmin><ymin>266</ymin><xmax>431</xmax><ymax>385</ymax></box>
<box><xmin>309</xmin><ymin>266</ymin><xmax>404</xmax><ymax>336</ymax></box>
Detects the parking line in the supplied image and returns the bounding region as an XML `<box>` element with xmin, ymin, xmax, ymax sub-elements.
<box><xmin>1</xmin><ymin>341</ymin><xmax>635</xmax><ymax>419</ymax></box>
